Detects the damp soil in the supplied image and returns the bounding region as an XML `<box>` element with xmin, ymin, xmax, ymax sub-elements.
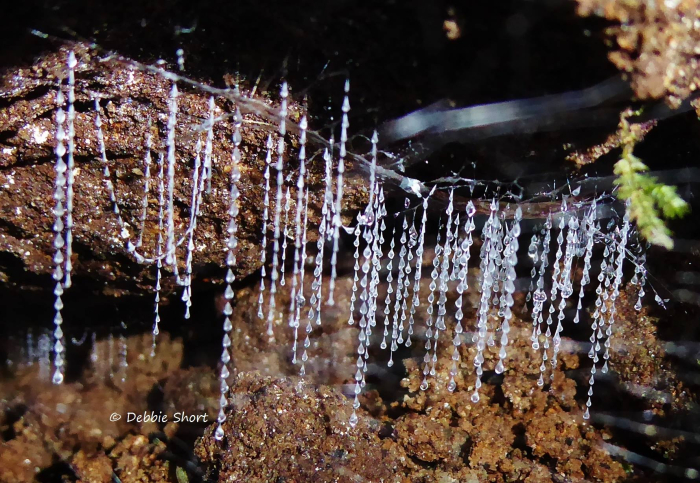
<box><xmin>1</xmin><ymin>273</ymin><xmax>697</xmax><ymax>482</ymax></box>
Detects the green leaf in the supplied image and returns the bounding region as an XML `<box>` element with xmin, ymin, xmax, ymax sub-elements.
<box><xmin>612</xmin><ymin>114</ymin><xmax>689</xmax><ymax>250</ymax></box>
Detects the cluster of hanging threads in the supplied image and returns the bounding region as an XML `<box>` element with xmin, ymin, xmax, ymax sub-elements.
<box><xmin>494</xmin><ymin>206</ymin><xmax>520</xmax><ymax>376</ymax></box>
<box><xmin>50</xmin><ymin>51</ymin><xmax>78</xmax><ymax>385</ymax></box>
<box><xmin>289</xmin><ymin>112</ymin><xmax>308</xmax><ymax>371</ymax></box>
<box><xmin>181</xmin><ymin>98</ymin><xmax>213</xmax><ymax>319</ymax></box>
<box><xmin>327</xmin><ymin>79</ymin><xmax>350</xmax><ymax>306</ymax></box>
<box><xmin>582</xmin><ymin>211</ymin><xmax>630</xmax><ymax>419</ymax></box>
<box><xmin>266</xmin><ymin>82</ymin><xmax>289</xmax><ymax>333</ymax></box>
<box><xmin>258</xmin><ymin>135</ymin><xmax>273</xmax><ymax>326</ymax></box>
<box><xmin>349</xmin><ymin>144</ymin><xmax>384</xmax><ymax>427</ymax></box>
<box><xmin>44</xmin><ymin>50</ymin><xmax>657</xmax><ymax>434</ymax></box>
<box><xmin>336</xmin><ymin>186</ymin><xmax>645</xmax><ymax>422</ymax></box>
<box><xmin>469</xmin><ymin>200</ymin><xmax>513</xmax><ymax>400</ymax></box>
<box><xmin>215</xmin><ymin>105</ymin><xmax>243</xmax><ymax>441</ymax></box>
<box><xmin>53</xmin><ymin>50</ymin><xmax>217</xmax><ymax>380</ymax></box>
<box><xmin>152</xmin><ymin>153</ymin><xmax>165</xmax><ymax>357</ymax></box>
<box><xmin>47</xmin><ymin>55</ymin><xmax>354</xmax><ymax>405</ymax></box>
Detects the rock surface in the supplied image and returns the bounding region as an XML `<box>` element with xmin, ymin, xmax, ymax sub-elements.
<box><xmin>195</xmin><ymin>373</ymin><xmax>414</xmax><ymax>483</ymax></box>
<box><xmin>0</xmin><ymin>44</ymin><xmax>368</xmax><ymax>296</ymax></box>
<box><xmin>0</xmin><ymin>273</ymin><xmax>694</xmax><ymax>482</ymax></box>
<box><xmin>576</xmin><ymin>0</ymin><xmax>700</xmax><ymax>108</ymax></box>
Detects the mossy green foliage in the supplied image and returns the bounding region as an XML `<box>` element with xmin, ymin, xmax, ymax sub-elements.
<box><xmin>613</xmin><ymin>109</ymin><xmax>689</xmax><ymax>249</ymax></box>
<box><xmin>176</xmin><ymin>466</ymin><xmax>189</xmax><ymax>483</ymax></box>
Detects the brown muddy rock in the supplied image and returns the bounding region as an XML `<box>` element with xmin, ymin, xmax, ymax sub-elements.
<box><xmin>227</xmin><ymin>271</ymin><xmax>357</xmax><ymax>385</ymax></box>
<box><xmin>522</xmin><ymin>461</ymin><xmax>555</xmax><ymax>483</ymax></box>
<box><xmin>161</xmin><ymin>367</ymin><xmax>219</xmax><ymax>424</ymax></box>
<box><xmin>585</xmin><ymin>443</ymin><xmax>629</xmax><ymax>482</ymax></box>
<box><xmin>464</xmin><ymin>406</ymin><xmax>517</xmax><ymax>473</ymax></box>
<box><xmin>195</xmin><ymin>372</ymin><xmax>414</xmax><ymax>483</ymax></box>
<box><xmin>109</xmin><ymin>434</ymin><xmax>171</xmax><ymax>483</ymax></box>
<box><xmin>597</xmin><ymin>284</ymin><xmax>697</xmax><ymax>464</ymax></box>
<box><xmin>501</xmin><ymin>372</ymin><xmax>550</xmax><ymax>415</ymax></box>
<box><xmin>525</xmin><ymin>407</ymin><xmax>588</xmax><ymax>462</ymax></box>
<box><xmin>430</xmin><ymin>467</ymin><xmax>484</xmax><ymax>483</ymax></box>
<box><xmin>610</xmin><ymin>285</ymin><xmax>693</xmax><ymax>413</ymax></box>
<box><xmin>0</xmin><ymin>332</ymin><xmax>188</xmax><ymax>482</ymax></box>
<box><xmin>0</xmin><ymin>43</ymin><xmax>368</xmax><ymax>296</ymax></box>
<box><xmin>394</xmin><ymin>412</ymin><xmax>467</xmax><ymax>465</ymax></box>
<box><xmin>576</xmin><ymin>0</ymin><xmax>700</xmax><ymax>107</ymax></box>
<box><xmin>565</xmin><ymin>112</ymin><xmax>657</xmax><ymax>167</ymax></box>
<box><xmin>84</xmin><ymin>332</ymin><xmax>183</xmax><ymax>389</ymax></box>
<box><xmin>397</xmin><ymin>306</ymin><xmax>627</xmax><ymax>482</ymax></box>
<box><xmin>0</xmin><ymin>377</ymin><xmax>138</xmax><ymax>483</ymax></box>
<box><xmin>0</xmin><ymin>417</ymin><xmax>54</xmax><ymax>482</ymax></box>
<box><xmin>71</xmin><ymin>450</ymin><xmax>113</xmax><ymax>483</ymax></box>
<box><xmin>2</xmin><ymin>376</ymin><xmax>137</xmax><ymax>458</ymax></box>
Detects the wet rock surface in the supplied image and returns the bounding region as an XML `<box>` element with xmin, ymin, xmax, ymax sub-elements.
<box><xmin>576</xmin><ymin>0</ymin><xmax>700</xmax><ymax>107</ymax></box>
<box><xmin>0</xmin><ymin>44</ymin><xmax>368</xmax><ymax>297</ymax></box>
<box><xmin>0</xmin><ymin>333</ymin><xmax>194</xmax><ymax>482</ymax></box>
<box><xmin>0</xmin><ymin>275</ymin><xmax>697</xmax><ymax>482</ymax></box>
<box><xmin>192</xmin><ymin>278</ymin><xmax>689</xmax><ymax>483</ymax></box>
<box><xmin>195</xmin><ymin>373</ymin><xmax>414</xmax><ymax>483</ymax></box>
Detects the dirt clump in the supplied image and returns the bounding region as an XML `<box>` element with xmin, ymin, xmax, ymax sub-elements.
<box><xmin>576</xmin><ymin>0</ymin><xmax>700</xmax><ymax>108</ymax></box>
<box><xmin>195</xmin><ymin>372</ymin><xmax>415</xmax><ymax>483</ymax></box>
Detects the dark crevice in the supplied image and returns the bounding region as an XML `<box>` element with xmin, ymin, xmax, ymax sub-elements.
<box><xmin>0</xmin><ymin>154</ymin><xmax>55</xmax><ymax>170</ymax></box>
<box><xmin>0</xmin><ymin>130</ymin><xmax>18</xmax><ymax>143</ymax></box>
<box><xmin>0</xmin><ymin>85</ymin><xmax>53</xmax><ymax>109</ymax></box>
<box><xmin>511</xmin><ymin>422</ymin><xmax>529</xmax><ymax>454</ymax></box>
<box><xmin>0</xmin><ymin>217</ymin><xmax>36</xmax><ymax>241</ymax></box>
<box><xmin>406</xmin><ymin>453</ymin><xmax>440</xmax><ymax>471</ymax></box>
<box><xmin>0</xmin><ymin>153</ymin><xmax>104</xmax><ymax>171</ymax></box>
<box><xmin>36</xmin><ymin>460</ymin><xmax>77</xmax><ymax>483</ymax></box>
<box><xmin>1</xmin><ymin>404</ymin><xmax>27</xmax><ymax>441</ymax></box>
<box><xmin>459</xmin><ymin>436</ymin><xmax>473</xmax><ymax>465</ymax></box>
<box><xmin>489</xmin><ymin>378</ymin><xmax>506</xmax><ymax>406</ymax></box>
